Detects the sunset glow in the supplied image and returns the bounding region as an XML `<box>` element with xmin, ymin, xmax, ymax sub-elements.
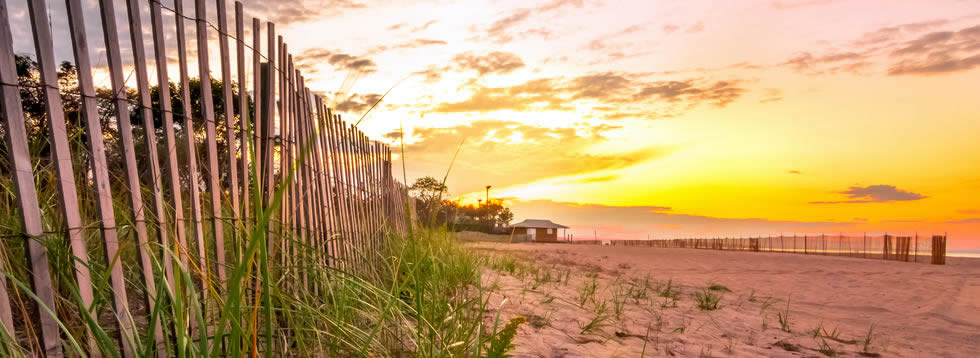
<box><xmin>7</xmin><ymin>0</ymin><xmax>978</xmax><ymax>248</ymax></box>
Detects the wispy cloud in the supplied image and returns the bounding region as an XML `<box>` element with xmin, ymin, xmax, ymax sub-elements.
<box><xmin>887</xmin><ymin>25</ymin><xmax>980</xmax><ymax>75</ymax></box>
<box><xmin>432</xmin><ymin>73</ymin><xmax>748</xmax><ymax>114</ymax></box>
<box><xmin>296</xmin><ymin>48</ymin><xmax>376</xmax><ymax>74</ymax></box>
<box><xmin>810</xmin><ymin>185</ymin><xmax>927</xmax><ymax>204</ymax></box>
<box><xmin>946</xmin><ymin>218</ymin><xmax>980</xmax><ymax>224</ymax></box>
<box><xmin>397</xmin><ymin>120</ymin><xmax>666</xmax><ymax>192</ymax></box>
<box><xmin>241</xmin><ymin>0</ymin><xmax>366</xmax><ymax>25</ymax></box>
<box><xmin>452</xmin><ymin>52</ymin><xmax>526</xmax><ymax>75</ymax></box>
<box><xmin>781</xmin><ymin>21</ymin><xmax>979</xmax><ymax>76</ymax></box>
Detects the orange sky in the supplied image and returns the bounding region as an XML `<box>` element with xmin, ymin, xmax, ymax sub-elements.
<box><xmin>8</xmin><ymin>0</ymin><xmax>979</xmax><ymax>249</ymax></box>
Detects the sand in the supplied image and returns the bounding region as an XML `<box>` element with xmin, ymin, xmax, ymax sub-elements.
<box><xmin>470</xmin><ymin>242</ymin><xmax>980</xmax><ymax>357</ymax></box>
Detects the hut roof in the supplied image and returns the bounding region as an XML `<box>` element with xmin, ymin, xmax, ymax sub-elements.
<box><xmin>507</xmin><ymin>219</ymin><xmax>569</xmax><ymax>229</ymax></box>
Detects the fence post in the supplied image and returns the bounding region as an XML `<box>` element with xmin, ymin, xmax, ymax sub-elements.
<box><xmin>0</xmin><ymin>3</ymin><xmax>60</xmax><ymax>351</ymax></box>
<box><xmin>66</xmin><ymin>0</ymin><xmax>128</xmax><ymax>352</ymax></box>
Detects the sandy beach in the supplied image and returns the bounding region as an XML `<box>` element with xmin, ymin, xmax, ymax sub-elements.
<box><xmin>470</xmin><ymin>242</ymin><xmax>980</xmax><ymax>357</ymax></box>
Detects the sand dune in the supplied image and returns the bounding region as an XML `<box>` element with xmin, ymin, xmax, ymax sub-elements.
<box><xmin>471</xmin><ymin>242</ymin><xmax>980</xmax><ymax>357</ymax></box>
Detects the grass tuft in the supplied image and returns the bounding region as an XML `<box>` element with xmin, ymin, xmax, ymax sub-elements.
<box><xmin>694</xmin><ymin>289</ymin><xmax>722</xmax><ymax>311</ymax></box>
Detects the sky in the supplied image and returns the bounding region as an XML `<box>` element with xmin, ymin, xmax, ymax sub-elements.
<box><xmin>6</xmin><ymin>0</ymin><xmax>980</xmax><ymax>249</ymax></box>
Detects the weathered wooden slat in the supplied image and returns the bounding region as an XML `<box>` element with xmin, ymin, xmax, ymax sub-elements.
<box><xmin>315</xmin><ymin>99</ymin><xmax>334</xmax><ymax>268</ymax></box>
<box><xmin>308</xmin><ymin>95</ymin><xmax>323</xmax><ymax>270</ymax></box>
<box><xmin>301</xmin><ymin>84</ymin><xmax>319</xmax><ymax>290</ymax></box>
<box><xmin>263</xmin><ymin>23</ymin><xmax>276</xmax><ymax>206</ymax></box>
<box><xmin>285</xmin><ymin>55</ymin><xmax>298</xmax><ymax>289</ymax></box>
<box><xmin>0</xmin><ymin>0</ymin><xmax>55</xmax><ymax>348</ymax></box>
<box><xmin>237</xmin><ymin>2</ymin><xmax>250</xmax><ymax>235</ymax></box>
<box><xmin>62</xmin><ymin>0</ymin><xmax>110</xmax><ymax>352</ymax></box>
<box><xmin>314</xmin><ymin>97</ymin><xmax>334</xmax><ymax>269</ymax></box>
<box><xmin>278</xmin><ymin>42</ymin><xmax>288</xmax><ymax>273</ymax></box>
<box><xmin>260</xmin><ymin>39</ymin><xmax>277</xmax><ymax>302</ymax></box>
<box><xmin>331</xmin><ymin>112</ymin><xmax>349</xmax><ymax>267</ymax></box>
<box><xmin>294</xmin><ymin>78</ymin><xmax>312</xmax><ymax>290</ymax></box>
<box><xmin>353</xmin><ymin>125</ymin><xmax>369</xmax><ymax>266</ymax></box>
<box><xmin>148</xmin><ymin>0</ymin><xmax>181</xmax><ymax>293</ymax></box>
<box><xmin>252</xmin><ymin>18</ymin><xmax>263</xmax><ymax>212</ymax></box>
<box><xmin>367</xmin><ymin>136</ymin><xmax>379</xmax><ymax>256</ymax></box>
<box><xmin>195</xmin><ymin>0</ymin><xmax>227</xmax><ymax>300</ymax></box>
<box><xmin>354</xmin><ymin>133</ymin><xmax>368</xmax><ymax>257</ymax></box>
<box><xmin>217</xmin><ymin>0</ymin><xmax>240</xmax><ymax>254</ymax></box>
<box><xmin>375</xmin><ymin>143</ymin><xmax>385</xmax><ymax>243</ymax></box>
<box><xmin>173</xmin><ymin>0</ymin><xmax>207</xmax><ymax>331</ymax></box>
<box><xmin>370</xmin><ymin>141</ymin><xmax>382</xmax><ymax>253</ymax></box>
<box><xmin>345</xmin><ymin>122</ymin><xmax>364</xmax><ymax>267</ymax></box>
<box><xmin>306</xmin><ymin>89</ymin><xmax>327</xmax><ymax>276</ymax></box>
<box><xmin>123</xmin><ymin>0</ymin><xmax>169</xmax><ymax>351</ymax></box>
<box><xmin>323</xmin><ymin>110</ymin><xmax>341</xmax><ymax>267</ymax></box>
<box><xmin>95</xmin><ymin>0</ymin><xmax>151</xmax><ymax>354</ymax></box>
<box><xmin>377</xmin><ymin>143</ymin><xmax>386</xmax><ymax>237</ymax></box>
<box><xmin>290</xmin><ymin>67</ymin><xmax>305</xmax><ymax>289</ymax></box>
<box><xmin>322</xmin><ymin>110</ymin><xmax>341</xmax><ymax>267</ymax></box>
<box><xmin>298</xmin><ymin>84</ymin><xmax>317</xmax><ymax>278</ymax></box>
<box><xmin>359</xmin><ymin>133</ymin><xmax>373</xmax><ymax>257</ymax></box>
<box><xmin>340</xmin><ymin>116</ymin><xmax>357</xmax><ymax>267</ymax></box>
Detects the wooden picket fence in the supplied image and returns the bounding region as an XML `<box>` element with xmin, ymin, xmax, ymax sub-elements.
<box><xmin>572</xmin><ymin>234</ymin><xmax>948</xmax><ymax>265</ymax></box>
<box><xmin>0</xmin><ymin>0</ymin><xmax>413</xmax><ymax>356</ymax></box>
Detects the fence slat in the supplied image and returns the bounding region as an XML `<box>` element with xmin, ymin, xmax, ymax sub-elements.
<box><xmin>316</xmin><ymin>96</ymin><xmax>337</xmax><ymax>267</ymax></box>
<box><xmin>309</xmin><ymin>90</ymin><xmax>329</xmax><ymax>273</ymax></box>
<box><xmin>285</xmin><ymin>56</ymin><xmax>298</xmax><ymax>289</ymax></box>
<box><xmin>263</xmin><ymin>23</ymin><xmax>276</xmax><ymax>205</ymax></box>
<box><xmin>252</xmin><ymin>18</ymin><xmax>263</xmax><ymax>213</ymax></box>
<box><xmin>333</xmin><ymin>114</ymin><xmax>354</xmax><ymax>267</ymax></box>
<box><xmin>123</xmin><ymin>0</ymin><xmax>170</xmax><ymax>351</ymax></box>
<box><xmin>296</xmin><ymin>80</ymin><xmax>313</xmax><ymax>290</ymax></box>
<box><xmin>63</xmin><ymin>0</ymin><xmax>113</xmax><ymax>352</ymax></box>
<box><xmin>173</xmin><ymin>0</ymin><xmax>207</xmax><ymax>332</ymax></box>
<box><xmin>195</xmin><ymin>0</ymin><xmax>227</xmax><ymax>302</ymax></box>
<box><xmin>0</xmin><ymin>0</ymin><xmax>57</xmax><ymax>349</ymax></box>
<box><xmin>325</xmin><ymin>110</ymin><xmax>347</xmax><ymax>267</ymax></box>
<box><xmin>278</xmin><ymin>43</ymin><xmax>290</xmax><ymax>276</ymax></box>
<box><xmin>342</xmin><ymin>122</ymin><xmax>357</xmax><ymax>266</ymax></box>
<box><xmin>148</xmin><ymin>0</ymin><xmax>181</xmax><ymax>294</ymax></box>
<box><xmin>96</xmin><ymin>0</ymin><xmax>153</xmax><ymax>353</ymax></box>
<box><xmin>237</xmin><ymin>2</ymin><xmax>250</xmax><ymax>235</ymax></box>
<box><xmin>218</xmin><ymin>0</ymin><xmax>240</xmax><ymax>257</ymax></box>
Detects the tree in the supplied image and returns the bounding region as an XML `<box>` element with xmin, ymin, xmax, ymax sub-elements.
<box><xmin>497</xmin><ymin>207</ymin><xmax>513</xmax><ymax>227</ymax></box>
<box><xmin>3</xmin><ymin>54</ymin><xmax>254</xmax><ymax>194</ymax></box>
<box><xmin>410</xmin><ymin>176</ymin><xmax>448</xmax><ymax>225</ymax></box>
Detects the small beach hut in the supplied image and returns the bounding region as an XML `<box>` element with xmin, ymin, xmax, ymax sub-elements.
<box><xmin>508</xmin><ymin>219</ymin><xmax>569</xmax><ymax>242</ymax></box>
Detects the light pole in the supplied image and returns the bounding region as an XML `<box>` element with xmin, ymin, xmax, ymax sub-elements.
<box><xmin>486</xmin><ymin>185</ymin><xmax>491</xmax><ymax>204</ymax></box>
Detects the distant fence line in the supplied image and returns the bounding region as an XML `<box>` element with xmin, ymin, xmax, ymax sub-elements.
<box><xmin>0</xmin><ymin>0</ymin><xmax>413</xmax><ymax>356</ymax></box>
<box><xmin>571</xmin><ymin>234</ymin><xmax>948</xmax><ymax>265</ymax></box>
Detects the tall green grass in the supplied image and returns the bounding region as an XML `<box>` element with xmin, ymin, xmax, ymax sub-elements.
<box><xmin>0</xmin><ymin>199</ymin><xmax>498</xmax><ymax>357</ymax></box>
<box><xmin>0</xmin><ymin>120</ymin><xmax>503</xmax><ymax>357</ymax></box>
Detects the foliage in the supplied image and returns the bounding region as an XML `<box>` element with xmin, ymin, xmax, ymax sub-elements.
<box><xmin>410</xmin><ymin>176</ymin><xmax>449</xmax><ymax>224</ymax></box>
<box><xmin>694</xmin><ymin>289</ymin><xmax>722</xmax><ymax>311</ymax></box>
<box><xmin>443</xmin><ymin>198</ymin><xmax>514</xmax><ymax>233</ymax></box>
<box><xmin>408</xmin><ymin>175</ymin><xmax>514</xmax><ymax>233</ymax></box>
<box><xmin>3</xmin><ymin>54</ymin><xmax>253</xmax><ymax>191</ymax></box>
<box><xmin>484</xmin><ymin>315</ymin><xmax>526</xmax><ymax>358</ymax></box>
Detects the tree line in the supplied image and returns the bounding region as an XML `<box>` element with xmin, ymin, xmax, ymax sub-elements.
<box><xmin>1</xmin><ymin>54</ymin><xmax>253</xmax><ymax>197</ymax></box>
<box><xmin>409</xmin><ymin>176</ymin><xmax>513</xmax><ymax>233</ymax></box>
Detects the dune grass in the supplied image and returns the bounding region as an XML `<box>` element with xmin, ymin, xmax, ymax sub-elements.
<box><xmin>0</xmin><ymin>137</ymin><xmax>507</xmax><ymax>356</ymax></box>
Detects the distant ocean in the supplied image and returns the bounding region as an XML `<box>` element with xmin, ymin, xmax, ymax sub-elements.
<box><xmin>948</xmin><ymin>250</ymin><xmax>980</xmax><ymax>258</ymax></box>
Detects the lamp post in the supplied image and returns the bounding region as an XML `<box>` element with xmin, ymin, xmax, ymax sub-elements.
<box><xmin>486</xmin><ymin>185</ymin><xmax>491</xmax><ymax>204</ymax></box>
